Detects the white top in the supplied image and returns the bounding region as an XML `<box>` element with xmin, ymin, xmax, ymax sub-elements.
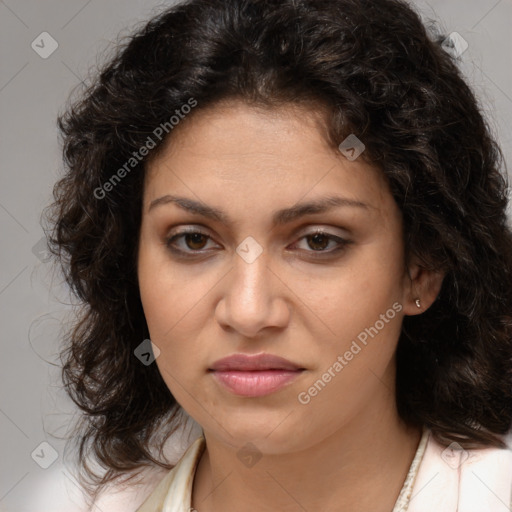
<box><xmin>128</xmin><ymin>428</ymin><xmax>512</xmax><ymax>512</ymax></box>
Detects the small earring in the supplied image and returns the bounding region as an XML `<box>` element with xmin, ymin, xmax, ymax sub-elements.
<box><xmin>415</xmin><ymin>298</ymin><xmax>421</xmax><ymax>308</ymax></box>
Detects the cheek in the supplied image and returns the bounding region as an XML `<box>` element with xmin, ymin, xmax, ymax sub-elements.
<box><xmin>296</xmin><ymin>277</ymin><xmax>403</xmax><ymax>417</ymax></box>
<box><xmin>138</xmin><ymin>267</ymin><xmax>207</xmax><ymax>401</ymax></box>
<box><xmin>294</xmin><ymin>249</ymin><xmax>403</xmax><ymax>337</ymax></box>
<box><xmin>137</xmin><ymin>254</ymin><xmax>219</xmax><ymax>402</ymax></box>
<box><xmin>138</xmin><ymin>241</ymin><xmax>206</xmax><ymax>340</ymax></box>
<box><xmin>291</xmin><ymin>254</ymin><xmax>405</xmax><ymax>393</ymax></box>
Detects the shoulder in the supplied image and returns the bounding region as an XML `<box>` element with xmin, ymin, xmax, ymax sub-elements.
<box><xmin>92</xmin><ymin>416</ymin><xmax>204</xmax><ymax>512</ymax></box>
<box><xmin>408</xmin><ymin>429</ymin><xmax>512</xmax><ymax>512</ymax></box>
<box><xmin>91</xmin><ymin>466</ymin><xmax>171</xmax><ymax>512</ymax></box>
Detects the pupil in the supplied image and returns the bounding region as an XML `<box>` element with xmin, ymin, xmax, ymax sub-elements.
<box><xmin>186</xmin><ymin>233</ymin><xmax>206</xmax><ymax>250</ymax></box>
<box><xmin>309</xmin><ymin>234</ymin><xmax>328</xmax><ymax>251</ymax></box>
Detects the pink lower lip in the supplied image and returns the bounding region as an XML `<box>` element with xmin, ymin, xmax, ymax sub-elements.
<box><xmin>211</xmin><ymin>370</ymin><xmax>303</xmax><ymax>397</ymax></box>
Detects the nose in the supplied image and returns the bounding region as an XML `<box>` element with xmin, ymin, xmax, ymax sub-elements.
<box><xmin>215</xmin><ymin>249</ymin><xmax>290</xmax><ymax>338</ymax></box>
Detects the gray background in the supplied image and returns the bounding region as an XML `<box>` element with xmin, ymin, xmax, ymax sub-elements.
<box><xmin>1</xmin><ymin>1</ymin><xmax>511</xmax><ymax>510</ymax></box>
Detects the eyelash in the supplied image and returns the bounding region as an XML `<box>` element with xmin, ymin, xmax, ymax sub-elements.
<box><xmin>164</xmin><ymin>227</ymin><xmax>351</xmax><ymax>259</ymax></box>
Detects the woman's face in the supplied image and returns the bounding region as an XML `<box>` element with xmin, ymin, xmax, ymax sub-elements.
<box><xmin>137</xmin><ymin>100</ymin><xmax>422</xmax><ymax>453</ymax></box>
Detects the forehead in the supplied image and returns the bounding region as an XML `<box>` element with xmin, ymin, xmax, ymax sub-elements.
<box><xmin>147</xmin><ymin>100</ymin><xmax>333</xmax><ymax>171</ymax></box>
<box><xmin>143</xmin><ymin>101</ymin><xmax>394</xmax><ymax>219</ymax></box>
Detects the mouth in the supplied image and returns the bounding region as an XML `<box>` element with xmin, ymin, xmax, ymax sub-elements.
<box><xmin>209</xmin><ymin>369</ymin><xmax>305</xmax><ymax>397</ymax></box>
<box><xmin>208</xmin><ymin>353</ymin><xmax>306</xmax><ymax>397</ymax></box>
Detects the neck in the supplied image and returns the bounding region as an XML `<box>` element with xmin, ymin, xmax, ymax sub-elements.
<box><xmin>192</xmin><ymin>374</ymin><xmax>422</xmax><ymax>512</ymax></box>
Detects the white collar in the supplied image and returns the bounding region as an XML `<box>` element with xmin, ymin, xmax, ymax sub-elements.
<box><xmin>136</xmin><ymin>428</ymin><xmax>512</xmax><ymax>512</ymax></box>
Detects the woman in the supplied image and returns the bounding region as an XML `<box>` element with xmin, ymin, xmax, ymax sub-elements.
<box><xmin>44</xmin><ymin>0</ymin><xmax>512</xmax><ymax>510</ymax></box>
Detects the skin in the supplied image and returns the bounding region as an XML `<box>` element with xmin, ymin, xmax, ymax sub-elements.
<box><xmin>137</xmin><ymin>100</ymin><xmax>445</xmax><ymax>512</ymax></box>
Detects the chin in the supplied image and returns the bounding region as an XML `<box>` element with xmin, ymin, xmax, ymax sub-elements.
<box><xmin>205</xmin><ymin>413</ymin><xmax>305</xmax><ymax>454</ymax></box>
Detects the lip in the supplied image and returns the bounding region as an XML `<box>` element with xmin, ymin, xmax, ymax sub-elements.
<box><xmin>209</xmin><ymin>353</ymin><xmax>305</xmax><ymax>397</ymax></box>
<box><xmin>209</xmin><ymin>353</ymin><xmax>304</xmax><ymax>372</ymax></box>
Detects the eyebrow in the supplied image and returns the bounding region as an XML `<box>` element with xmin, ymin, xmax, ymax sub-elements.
<box><xmin>147</xmin><ymin>194</ymin><xmax>371</xmax><ymax>225</ymax></box>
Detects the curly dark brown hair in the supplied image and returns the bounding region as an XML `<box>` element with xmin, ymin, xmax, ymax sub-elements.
<box><xmin>43</xmin><ymin>0</ymin><xmax>512</xmax><ymax>500</ymax></box>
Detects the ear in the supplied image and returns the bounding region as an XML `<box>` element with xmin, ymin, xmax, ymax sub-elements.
<box><xmin>402</xmin><ymin>256</ymin><xmax>446</xmax><ymax>316</ymax></box>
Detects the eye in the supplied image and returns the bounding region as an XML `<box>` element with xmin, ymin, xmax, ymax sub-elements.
<box><xmin>291</xmin><ymin>230</ymin><xmax>351</xmax><ymax>256</ymax></box>
<box><xmin>164</xmin><ymin>227</ymin><xmax>351</xmax><ymax>258</ymax></box>
<box><xmin>165</xmin><ymin>228</ymin><xmax>218</xmax><ymax>255</ymax></box>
